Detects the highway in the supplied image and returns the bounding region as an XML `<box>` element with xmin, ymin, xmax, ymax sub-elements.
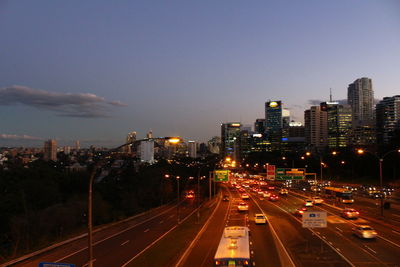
<box><xmin>11</xmin><ymin>202</ymin><xmax>197</xmax><ymax>267</ymax></box>
<box><xmin>178</xmin><ymin>186</ymin><xmax>281</xmax><ymax>267</ymax></box>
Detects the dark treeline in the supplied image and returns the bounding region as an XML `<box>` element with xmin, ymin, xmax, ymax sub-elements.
<box><xmin>0</xmin><ymin>156</ymin><xmax>216</xmax><ymax>262</ymax></box>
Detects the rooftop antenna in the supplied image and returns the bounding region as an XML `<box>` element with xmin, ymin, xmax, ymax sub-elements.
<box><xmin>329</xmin><ymin>88</ymin><xmax>333</xmax><ymax>102</ymax></box>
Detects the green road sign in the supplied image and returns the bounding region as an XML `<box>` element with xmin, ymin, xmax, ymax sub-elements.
<box><xmin>275</xmin><ymin>168</ymin><xmax>305</xmax><ymax>180</ymax></box>
<box><xmin>214</xmin><ymin>170</ymin><xmax>229</xmax><ymax>182</ymax></box>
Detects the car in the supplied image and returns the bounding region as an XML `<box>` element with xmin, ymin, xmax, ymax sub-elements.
<box><xmin>267</xmin><ymin>185</ymin><xmax>275</xmax><ymax>190</ymax></box>
<box><xmin>263</xmin><ymin>191</ymin><xmax>271</xmax><ymax>198</ymax></box>
<box><xmin>353</xmin><ymin>225</ymin><xmax>377</xmax><ymax>239</ymax></box>
<box><xmin>254</xmin><ymin>213</ymin><xmax>267</xmax><ymax>224</ymax></box>
<box><xmin>222</xmin><ymin>195</ymin><xmax>230</xmax><ymax>201</ymax></box>
<box><xmin>279</xmin><ymin>189</ymin><xmax>288</xmax><ymax>195</ymax></box>
<box><xmin>269</xmin><ymin>194</ymin><xmax>279</xmax><ymax>201</ymax></box>
<box><xmin>186</xmin><ymin>193</ymin><xmax>194</xmax><ymax>199</ymax></box>
<box><xmin>312</xmin><ymin>196</ymin><xmax>324</xmax><ymax>205</ymax></box>
<box><xmin>304</xmin><ymin>199</ymin><xmax>314</xmax><ymax>207</ymax></box>
<box><xmin>341</xmin><ymin>208</ymin><xmax>359</xmax><ymax>219</ymax></box>
<box><xmin>241</xmin><ymin>193</ymin><xmax>250</xmax><ymax>200</ymax></box>
<box><xmin>237</xmin><ymin>202</ymin><xmax>249</xmax><ymax>211</ymax></box>
<box><xmin>294</xmin><ymin>207</ymin><xmax>307</xmax><ymax>217</ymax></box>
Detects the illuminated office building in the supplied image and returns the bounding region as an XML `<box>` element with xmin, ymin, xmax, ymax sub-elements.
<box><xmin>221</xmin><ymin>122</ymin><xmax>241</xmax><ymax>159</ymax></box>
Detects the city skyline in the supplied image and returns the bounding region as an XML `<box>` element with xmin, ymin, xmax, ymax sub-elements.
<box><xmin>1</xmin><ymin>1</ymin><xmax>400</xmax><ymax>147</ymax></box>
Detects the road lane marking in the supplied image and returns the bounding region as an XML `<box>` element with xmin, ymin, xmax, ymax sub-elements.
<box><xmin>122</xmin><ymin>204</ymin><xmax>202</xmax><ymax>267</ymax></box>
<box><xmin>56</xmin><ymin>204</ymin><xmax>179</xmax><ymax>263</ymax></box>
<box><xmin>392</xmin><ymin>214</ymin><xmax>400</xmax><ymax>218</ymax></box>
<box><xmin>378</xmin><ymin>235</ymin><xmax>400</xmax><ymax>248</ymax></box>
<box><xmin>328</xmin><ymin>241</ymin><xmax>333</xmax><ymax>245</ymax></box>
<box><xmin>121</xmin><ymin>240</ymin><xmax>130</xmax><ymax>246</ymax></box>
<box><xmin>364</xmin><ymin>245</ymin><xmax>377</xmax><ymax>254</ymax></box>
<box><xmin>335</xmin><ymin>227</ymin><xmax>343</xmax><ymax>232</ymax></box>
<box><xmin>159</xmin><ymin>220</ymin><xmax>164</xmax><ymax>224</ymax></box>
<box><xmin>169</xmin><ymin>215</ymin><xmax>174</xmax><ymax>218</ymax></box>
<box><xmin>82</xmin><ymin>259</ymin><xmax>96</xmax><ymax>267</ymax></box>
<box><xmin>392</xmin><ymin>230</ymin><xmax>400</xmax><ymax>235</ymax></box>
<box><xmin>265</xmin><ymin>197</ymin><xmax>355</xmax><ymax>267</ymax></box>
<box><xmin>144</xmin><ymin>229</ymin><xmax>150</xmax><ymax>233</ymax></box>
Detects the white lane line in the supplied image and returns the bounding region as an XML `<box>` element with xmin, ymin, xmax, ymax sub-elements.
<box><xmin>122</xmin><ymin>206</ymin><xmax>201</xmax><ymax>267</ymax></box>
<box><xmin>392</xmin><ymin>230</ymin><xmax>400</xmax><ymax>235</ymax></box>
<box><xmin>169</xmin><ymin>215</ymin><xmax>174</xmax><ymax>218</ymax></box>
<box><xmin>392</xmin><ymin>214</ymin><xmax>400</xmax><ymax>218</ymax></box>
<box><xmin>82</xmin><ymin>259</ymin><xmax>96</xmax><ymax>267</ymax></box>
<box><xmin>378</xmin><ymin>235</ymin><xmax>400</xmax><ymax>248</ymax></box>
<box><xmin>121</xmin><ymin>240</ymin><xmax>130</xmax><ymax>246</ymax></box>
<box><xmin>328</xmin><ymin>241</ymin><xmax>333</xmax><ymax>245</ymax></box>
<box><xmin>364</xmin><ymin>245</ymin><xmax>377</xmax><ymax>254</ymax></box>
<box><xmin>159</xmin><ymin>220</ymin><xmax>164</xmax><ymax>224</ymax></box>
<box><xmin>335</xmin><ymin>227</ymin><xmax>343</xmax><ymax>233</ymax></box>
<box><xmin>144</xmin><ymin>228</ymin><xmax>150</xmax><ymax>233</ymax></box>
<box><xmin>55</xmin><ymin>204</ymin><xmax>177</xmax><ymax>263</ymax></box>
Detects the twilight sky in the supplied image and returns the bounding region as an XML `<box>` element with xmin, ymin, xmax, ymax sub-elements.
<box><xmin>1</xmin><ymin>0</ymin><xmax>399</xmax><ymax>147</ymax></box>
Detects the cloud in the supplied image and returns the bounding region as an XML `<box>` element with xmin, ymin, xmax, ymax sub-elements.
<box><xmin>0</xmin><ymin>134</ymin><xmax>43</xmax><ymax>140</ymax></box>
<box><xmin>0</xmin><ymin>85</ymin><xmax>127</xmax><ymax>117</ymax></box>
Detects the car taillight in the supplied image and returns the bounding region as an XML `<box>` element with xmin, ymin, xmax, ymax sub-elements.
<box><xmin>299</xmin><ymin>211</ymin><xmax>304</xmax><ymax>214</ymax></box>
<box><xmin>215</xmin><ymin>260</ymin><xmax>220</xmax><ymax>265</ymax></box>
<box><xmin>244</xmin><ymin>260</ymin><xmax>249</xmax><ymax>265</ymax></box>
<box><xmin>356</xmin><ymin>212</ymin><xmax>359</xmax><ymax>214</ymax></box>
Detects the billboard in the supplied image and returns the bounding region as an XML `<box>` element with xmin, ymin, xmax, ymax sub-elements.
<box><xmin>266</xmin><ymin>165</ymin><xmax>276</xmax><ymax>180</ymax></box>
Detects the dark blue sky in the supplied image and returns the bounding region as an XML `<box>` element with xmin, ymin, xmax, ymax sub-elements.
<box><xmin>1</xmin><ymin>0</ymin><xmax>399</xmax><ymax>147</ymax></box>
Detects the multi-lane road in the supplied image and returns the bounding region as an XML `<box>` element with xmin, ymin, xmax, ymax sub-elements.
<box><xmin>5</xmin><ymin>181</ymin><xmax>400</xmax><ymax>267</ymax></box>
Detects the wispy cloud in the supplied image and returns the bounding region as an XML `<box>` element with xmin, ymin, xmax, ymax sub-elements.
<box><xmin>0</xmin><ymin>85</ymin><xmax>127</xmax><ymax>118</ymax></box>
<box><xmin>0</xmin><ymin>134</ymin><xmax>43</xmax><ymax>140</ymax></box>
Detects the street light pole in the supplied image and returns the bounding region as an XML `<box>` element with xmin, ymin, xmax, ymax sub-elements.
<box><xmin>379</xmin><ymin>158</ymin><xmax>383</xmax><ymax>216</ymax></box>
<box><xmin>87</xmin><ymin>137</ymin><xmax>181</xmax><ymax>267</ymax></box>
<box><xmin>177</xmin><ymin>176</ymin><xmax>180</xmax><ymax>224</ymax></box>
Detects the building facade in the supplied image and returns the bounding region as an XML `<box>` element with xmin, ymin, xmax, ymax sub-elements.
<box><xmin>221</xmin><ymin>122</ymin><xmax>241</xmax><ymax>159</ymax></box>
<box><xmin>321</xmin><ymin>102</ymin><xmax>352</xmax><ymax>148</ymax></box>
<box><xmin>304</xmin><ymin>106</ymin><xmax>328</xmax><ymax>149</ymax></box>
<box><xmin>188</xmin><ymin>141</ymin><xmax>197</xmax><ymax>158</ymax></box>
<box><xmin>348</xmin><ymin>77</ymin><xmax>374</xmax><ymax>127</ymax></box>
<box><xmin>376</xmin><ymin>95</ymin><xmax>400</xmax><ymax>145</ymax></box>
<box><xmin>44</xmin><ymin>139</ymin><xmax>57</xmax><ymax>161</ymax></box>
<box><xmin>265</xmin><ymin>101</ymin><xmax>283</xmax><ymax>151</ymax></box>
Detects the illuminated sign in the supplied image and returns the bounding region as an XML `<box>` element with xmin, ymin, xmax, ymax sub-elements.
<box><xmin>230</xmin><ymin>123</ymin><xmax>241</xmax><ymax>127</ymax></box>
<box><xmin>214</xmin><ymin>170</ymin><xmax>230</xmax><ymax>182</ymax></box>
<box><xmin>269</xmin><ymin>101</ymin><xmax>279</xmax><ymax>107</ymax></box>
<box><xmin>253</xmin><ymin>133</ymin><xmax>262</xmax><ymax>138</ymax></box>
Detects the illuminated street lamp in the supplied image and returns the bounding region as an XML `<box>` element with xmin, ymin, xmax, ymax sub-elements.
<box><xmin>87</xmin><ymin>136</ymin><xmax>181</xmax><ymax>267</ymax></box>
<box><xmin>356</xmin><ymin>148</ymin><xmax>400</xmax><ymax>216</ymax></box>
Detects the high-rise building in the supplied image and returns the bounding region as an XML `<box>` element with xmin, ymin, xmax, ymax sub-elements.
<box><xmin>348</xmin><ymin>77</ymin><xmax>374</xmax><ymax>127</ymax></box>
<box><xmin>44</xmin><ymin>139</ymin><xmax>57</xmax><ymax>161</ymax></box>
<box><xmin>147</xmin><ymin>130</ymin><xmax>153</xmax><ymax>139</ymax></box>
<box><xmin>75</xmin><ymin>140</ymin><xmax>80</xmax><ymax>150</ymax></box>
<box><xmin>125</xmin><ymin>131</ymin><xmax>137</xmax><ymax>153</ymax></box>
<box><xmin>188</xmin><ymin>141</ymin><xmax>197</xmax><ymax>158</ymax></box>
<box><xmin>208</xmin><ymin>136</ymin><xmax>221</xmax><ymax>154</ymax></box>
<box><xmin>139</xmin><ymin>140</ymin><xmax>155</xmax><ymax>164</ymax></box>
<box><xmin>221</xmin><ymin>122</ymin><xmax>241</xmax><ymax>159</ymax></box>
<box><xmin>321</xmin><ymin>102</ymin><xmax>352</xmax><ymax>148</ymax></box>
<box><xmin>254</xmin><ymin>119</ymin><xmax>265</xmax><ymax>134</ymax></box>
<box><xmin>265</xmin><ymin>101</ymin><xmax>283</xmax><ymax>150</ymax></box>
<box><xmin>304</xmin><ymin>106</ymin><xmax>328</xmax><ymax>149</ymax></box>
<box><xmin>376</xmin><ymin>95</ymin><xmax>400</xmax><ymax>145</ymax></box>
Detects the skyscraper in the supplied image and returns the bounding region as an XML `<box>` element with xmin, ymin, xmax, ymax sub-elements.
<box><xmin>221</xmin><ymin>122</ymin><xmax>241</xmax><ymax>159</ymax></box>
<box><xmin>125</xmin><ymin>131</ymin><xmax>137</xmax><ymax>153</ymax></box>
<box><xmin>321</xmin><ymin>102</ymin><xmax>352</xmax><ymax>148</ymax></box>
<box><xmin>265</xmin><ymin>101</ymin><xmax>283</xmax><ymax>151</ymax></box>
<box><xmin>188</xmin><ymin>141</ymin><xmax>197</xmax><ymax>158</ymax></box>
<box><xmin>44</xmin><ymin>139</ymin><xmax>57</xmax><ymax>161</ymax></box>
<box><xmin>304</xmin><ymin>106</ymin><xmax>328</xmax><ymax>149</ymax></box>
<box><xmin>376</xmin><ymin>95</ymin><xmax>400</xmax><ymax>145</ymax></box>
<box><xmin>348</xmin><ymin>77</ymin><xmax>374</xmax><ymax>127</ymax></box>
<box><xmin>254</xmin><ymin>119</ymin><xmax>265</xmax><ymax>134</ymax></box>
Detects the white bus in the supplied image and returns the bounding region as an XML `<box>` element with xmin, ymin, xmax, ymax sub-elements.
<box><xmin>214</xmin><ymin>226</ymin><xmax>251</xmax><ymax>267</ymax></box>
